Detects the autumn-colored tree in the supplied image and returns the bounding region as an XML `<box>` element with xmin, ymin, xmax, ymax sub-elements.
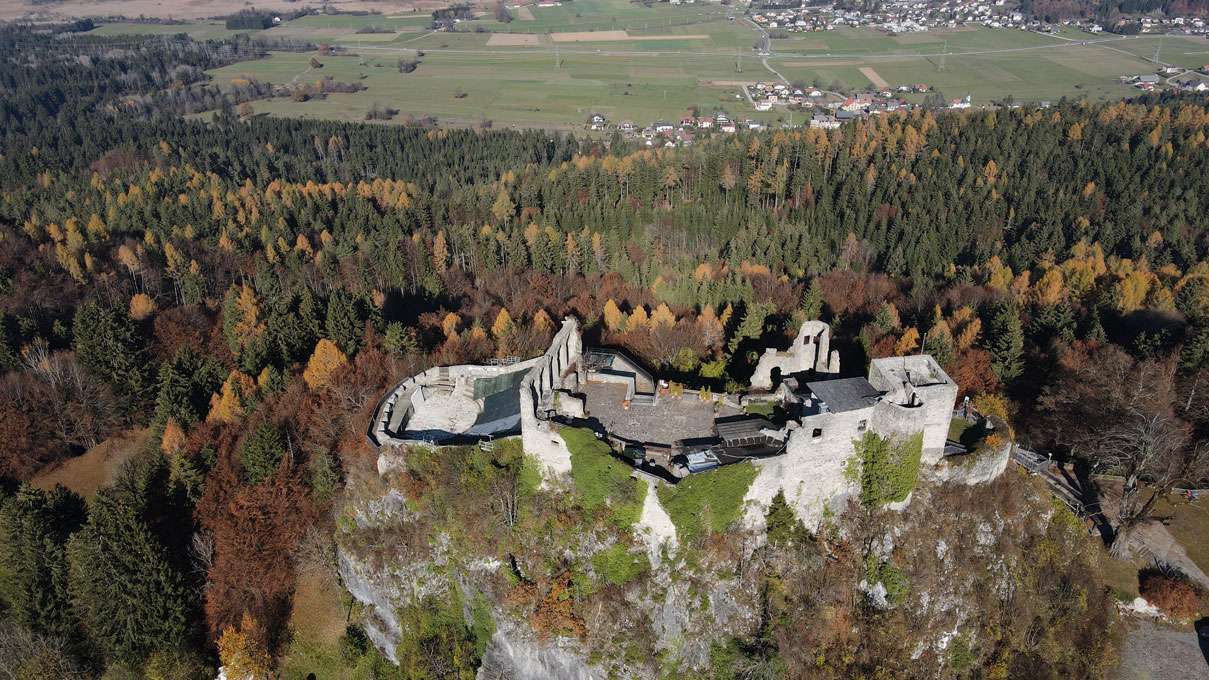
<box><xmin>161</xmin><ymin>418</ymin><xmax>187</xmax><ymax>454</ymax></box>
<box><xmin>217</xmin><ymin>613</ymin><xmax>271</xmax><ymax>680</ymax></box>
<box><xmin>491</xmin><ymin>307</ymin><xmax>514</xmax><ymax>340</ymax></box>
<box><xmin>532</xmin><ymin>309</ymin><xmax>553</xmax><ymax>335</ymax></box>
<box><xmin>433</xmin><ymin>230</ymin><xmax>449</xmax><ymax>273</ymax></box>
<box><xmin>129</xmin><ymin>293</ymin><xmax>156</xmax><ymax>321</ymax></box>
<box><xmin>603</xmin><ymin>299</ymin><xmax>624</xmax><ymax>332</ymax></box>
<box><xmin>302</xmin><ymin>339</ymin><xmax>348</xmax><ymax>390</ymax></box>
<box><xmin>207</xmin><ymin>371</ymin><xmax>256</xmax><ymax>424</ymax></box>
<box><xmin>650</xmin><ymin>303</ymin><xmax>676</xmax><ymax>328</ymax></box>
<box><xmin>442</xmin><ymin>312</ymin><xmax>461</xmax><ymax>339</ymax></box>
<box><xmin>491</xmin><ymin>189</ymin><xmax>515</xmax><ymax>225</ymax></box>
<box><xmin>628</xmin><ymin>306</ymin><xmax>649</xmax><ymax>330</ymax></box>
<box><xmin>894</xmin><ymin>327</ymin><xmax>920</xmax><ymax>356</ymax></box>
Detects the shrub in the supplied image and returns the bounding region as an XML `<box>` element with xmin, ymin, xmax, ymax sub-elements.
<box><xmin>657</xmin><ymin>462</ymin><xmax>757</xmax><ymax>544</ymax></box>
<box><xmin>591</xmin><ymin>544</ymin><xmax>648</xmax><ymax>587</ymax></box>
<box><xmin>1139</xmin><ymin>571</ymin><xmax>1201</xmax><ymax>621</ymax></box>
<box><xmin>852</xmin><ymin>431</ymin><xmax>922</xmax><ymax>507</ymax></box>
<box><xmin>562</xmin><ymin>428</ymin><xmax>645</xmax><ymax>529</ymax></box>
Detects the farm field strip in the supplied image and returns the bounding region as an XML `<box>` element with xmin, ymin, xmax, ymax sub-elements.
<box><xmin>89</xmin><ymin>1</ymin><xmax>1206</xmax><ymax>130</ymax></box>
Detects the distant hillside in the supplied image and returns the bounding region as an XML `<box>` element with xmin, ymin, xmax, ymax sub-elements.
<box><xmin>1021</xmin><ymin>0</ymin><xmax>1209</xmax><ymax>21</ymax></box>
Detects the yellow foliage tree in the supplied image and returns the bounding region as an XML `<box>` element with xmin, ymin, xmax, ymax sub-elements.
<box><xmin>492</xmin><ymin>308</ymin><xmax>514</xmax><ymax>339</ymax></box>
<box><xmin>207</xmin><ymin>371</ymin><xmax>256</xmax><ymax>424</ymax></box>
<box><xmin>628</xmin><ymin>306</ymin><xmax>649</xmax><ymax>330</ymax></box>
<box><xmin>1113</xmin><ymin>269</ymin><xmax>1151</xmax><ymax>314</ymax></box>
<box><xmin>719</xmin><ymin>303</ymin><xmax>734</xmax><ymax>328</ymax></box>
<box><xmin>217</xmin><ymin>614</ymin><xmax>271</xmax><ymax>680</ymax></box>
<box><xmin>233</xmin><ymin>284</ymin><xmax>266</xmax><ymax>340</ymax></box>
<box><xmin>1033</xmin><ymin>268</ymin><xmax>1066</xmax><ymax>307</ymax></box>
<box><xmin>894</xmin><ymin>327</ymin><xmax>920</xmax><ymax>356</ymax></box>
<box><xmin>441</xmin><ymin>312</ymin><xmax>461</xmax><ymax>339</ymax></box>
<box><xmin>303</xmin><ymin>339</ymin><xmax>349</xmax><ymax>390</ymax></box>
<box><xmin>984</xmin><ymin>256</ymin><xmax>1013</xmax><ymax>292</ymax></box>
<box><xmin>603</xmin><ymin>299</ymin><xmax>624</xmax><ymax>332</ymax></box>
<box><xmin>160</xmin><ymin>418</ymin><xmax>186</xmax><ymax>455</ymax></box>
<box><xmin>129</xmin><ymin>293</ymin><xmax>156</xmax><ymax>321</ymax></box>
<box><xmin>433</xmin><ymin>230</ymin><xmax>449</xmax><ymax>273</ymax></box>
<box><xmin>650</xmin><ymin>303</ymin><xmax>676</xmax><ymax>328</ymax></box>
<box><xmin>955</xmin><ymin>317</ymin><xmax>982</xmax><ymax>351</ymax></box>
<box><xmin>533</xmin><ymin>309</ymin><xmax>553</xmax><ymax>335</ymax></box>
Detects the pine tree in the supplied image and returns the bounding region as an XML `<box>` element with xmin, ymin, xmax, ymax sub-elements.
<box><xmin>383</xmin><ymin>322</ymin><xmax>419</xmax><ymax>356</ymax></box>
<box><xmin>241</xmin><ymin>423</ymin><xmax>285</xmax><ymax>486</ymax></box>
<box><xmin>155</xmin><ymin>348</ymin><xmax>223</xmax><ymax>428</ymax></box>
<box><xmin>0</xmin><ymin>485</ymin><xmax>86</xmax><ymax>640</ymax></box>
<box><xmin>801</xmin><ymin>279</ymin><xmax>824</xmax><ymax>320</ymax></box>
<box><xmin>764</xmin><ymin>490</ymin><xmax>807</xmax><ymax>547</ymax></box>
<box><xmin>324</xmin><ymin>291</ymin><xmax>361</xmax><ymax>356</ymax></box>
<box><xmin>66</xmin><ymin>462</ymin><xmax>192</xmax><ymax>663</ymax></box>
<box><xmin>72</xmin><ymin>300</ymin><xmax>148</xmax><ymax>404</ymax></box>
<box><xmin>989</xmin><ymin>301</ymin><xmax>1024</xmax><ymax>384</ymax></box>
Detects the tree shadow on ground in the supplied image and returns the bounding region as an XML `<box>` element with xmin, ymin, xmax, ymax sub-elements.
<box><xmin>1196</xmin><ymin>617</ymin><xmax>1209</xmax><ymax>668</ymax></box>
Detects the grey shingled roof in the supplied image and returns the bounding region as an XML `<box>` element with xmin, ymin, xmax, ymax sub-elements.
<box><xmin>715</xmin><ymin>417</ymin><xmax>775</xmax><ymax>443</ymax></box>
<box><xmin>805</xmin><ymin>377</ymin><xmax>881</xmax><ymax>413</ymax></box>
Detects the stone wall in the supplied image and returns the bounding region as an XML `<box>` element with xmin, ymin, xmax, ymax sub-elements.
<box><xmin>927</xmin><ymin>438</ymin><xmax>1011</xmax><ymax>485</ymax></box>
<box><xmin>519</xmin><ymin>318</ymin><xmax>583</xmax><ymax>480</ymax></box>
<box><xmin>750</xmin><ymin>320</ymin><xmax>840</xmax><ymax>390</ymax></box>
<box><xmin>868</xmin><ymin>356</ymin><xmax>958</xmax><ymax>465</ymax></box>
<box><xmin>743</xmin><ymin>408</ymin><xmax>868</xmax><ymax>531</ymax></box>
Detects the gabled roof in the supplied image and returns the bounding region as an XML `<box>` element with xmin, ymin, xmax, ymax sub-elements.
<box><xmin>804</xmin><ymin>377</ymin><xmax>881</xmax><ymax>413</ymax></box>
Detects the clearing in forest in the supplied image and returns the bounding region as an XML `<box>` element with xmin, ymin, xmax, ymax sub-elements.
<box><xmin>860</xmin><ymin>66</ymin><xmax>889</xmax><ymax>88</ymax></box>
<box><xmin>31</xmin><ymin>428</ymin><xmax>151</xmax><ymax>499</ymax></box>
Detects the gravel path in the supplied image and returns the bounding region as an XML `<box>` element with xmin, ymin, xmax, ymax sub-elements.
<box><xmin>1115</xmin><ymin>619</ymin><xmax>1208</xmax><ymax>680</ymax></box>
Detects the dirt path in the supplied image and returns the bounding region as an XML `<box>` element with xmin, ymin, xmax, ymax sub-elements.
<box><xmin>1130</xmin><ymin>520</ymin><xmax>1209</xmax><ymax>590</ymax></box>
<box><xmin>859</xmin><ymin>66</ymin><xmax>888</xmax><ymax>88</ymax></box>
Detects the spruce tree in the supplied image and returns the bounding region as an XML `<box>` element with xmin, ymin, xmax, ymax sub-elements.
<box><xmin>67</xmin><ymin>464</ymin><xmax>192</xmax><ymax>663</ymax></box>
<box><xmin>989</xmin><ymin>301</ymin><xmax>1024</xmax><ymax>384</ymax></box>
<box><xmin>241</xmin><ymin>423</ymin><xmax>285</xmax><ymax>486</ymax></box>
<box><xmin>324</xmin><ymin>291</ymin><xmax>361</xmax><ymax>357</ymax></box>
<box><xmin>72</xmin><ymin>300</ymin><xmax>148</xmax><ymax>404</ymax></box>
<box><xmin>765</xmin><ymin>490</ymin><xmax>807</xmax><ymax>547</ymax></box>
<box><xmin>800</xmin><ymin>279</ymin><xmax>824</xmax><ymax>321</ymax></box>
<box><xmin>154</xmin><ymin>348</ymin><xmax>223</xmax><ymax>427</ymax></box>
<box><xmin>0</xmin><ymin>485</ymin><xmax>86</xmax><ymax>640</ymax></box>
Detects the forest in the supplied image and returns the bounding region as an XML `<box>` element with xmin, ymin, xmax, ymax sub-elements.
<box><xmin>1</xmin><ymin>19</ymin><xmax>1208</xmax><ymax>679</ymax></box>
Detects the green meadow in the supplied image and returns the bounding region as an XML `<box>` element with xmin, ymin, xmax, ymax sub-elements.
<box><xmin>88</xmin><ymin>0</ymin><xmax>1206</xmax><ymax>129</ymax></box>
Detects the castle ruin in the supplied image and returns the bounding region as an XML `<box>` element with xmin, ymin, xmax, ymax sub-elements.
<box><xmin>369</xmin><ymin>317</ymin><xmax>964</xmax><ymax>536</ymax></box>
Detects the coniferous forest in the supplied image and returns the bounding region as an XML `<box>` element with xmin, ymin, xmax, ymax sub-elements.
<box><xmin>2</xmin><ymin>19</ymin><xmax>1209</xmax><ymax>680</ymax></box>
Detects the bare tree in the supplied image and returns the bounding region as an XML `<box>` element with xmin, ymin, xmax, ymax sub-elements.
<box><xmin>1098</xmin><ymin>411</ymin><xmax>1207</xmax><ymax>558</ymax></box>
<box><xmin>0</xmin><ymin>621</ymin><xmax>89</xmax><ymax>680</ymax></box>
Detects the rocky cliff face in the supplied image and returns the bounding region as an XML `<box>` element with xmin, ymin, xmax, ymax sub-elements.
<box><xmin>336</xmin><ymin>477</ymin><xmax>761</xmax><ymax>678</ymax></box>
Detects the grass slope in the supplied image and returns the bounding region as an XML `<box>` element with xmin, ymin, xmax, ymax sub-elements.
<box><xmin>563</xmin><ymin>427</ymin><xmax>646</xmax><ymax>529</ymax></box>
<box><xmin>657</xmin><ymin>462</ymin><xmax>757</xmax><ymax>543</ymax></box>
